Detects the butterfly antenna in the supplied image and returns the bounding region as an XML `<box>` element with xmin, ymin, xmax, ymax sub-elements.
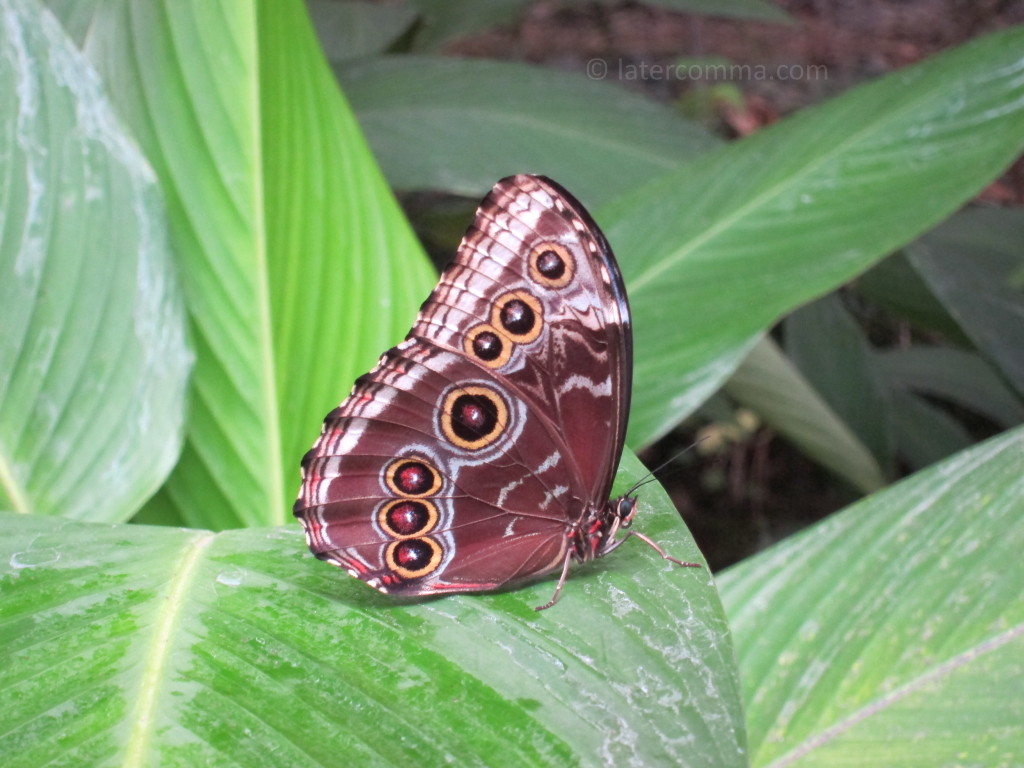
<box><xmin>626</xmin><ymin>437</ymin><xmax>709</xmax><ymax>496</ymax></box>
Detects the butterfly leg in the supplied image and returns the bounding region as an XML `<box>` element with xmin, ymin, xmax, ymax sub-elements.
<box><xmin>534</xmin><ymin>549</ymin><xmax>575</xmax><ymax>611</ymax></box>
<box><xmin>621</xmin><ymin>530</ymin><xmax>703</xmax><ymax>569</ymax></box>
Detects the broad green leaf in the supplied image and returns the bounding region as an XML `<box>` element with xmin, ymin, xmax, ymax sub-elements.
<box><xmin>784</xmin><ymin>295</ymin><xmax>892</xmax><ymax>470</ymax></box>
<box><xmin>339</xmin><ymin>55</ymin><xmax>718</xmax><ymax>204</ymax></box>
<box><xmin>308</xmin><ymin>0</ymin><xmax>417</xmax><ymax>60</ymax></box>
<box><xmin>718</xmin><ymin>425</ymin><xmax>1024</xmax><ymax>767</ymax></box>
<box><xmin>855</xmin><ymin>252</ymin><xmax>968</xmax><ymax>342</ymax></box>
<box><xmin>876</xmin><ymin>346</ymin><xmax>1024</xmax><ymax>429</ymax></box>
<box><xmin>0</xmin><ymin>0</ymin><xmax>190</xmax><ymax>521</ymax></box>
<box><xmin>49</xmin><ymin>1</ymin><xmax>435</xmax><ymax>529</ymax></box>
<box><xmin>0</xmin><ymin>453</ymin><xmax>744</xmax><ymax>767</ymax></box>
<box><xmin>724</xmin><ymin>337</ymin><xmax>886</xmax><ymax>494</ymax></box>
<box><xmin>599</xmin><ymin>27</ymin><xmax>1024</xmax><ymax>447</ymax></box>
<box><xmin>260</xmin><ymin>2</ymin><xmax>435</xmax><ymax>521</ymax></box>
<box><xmin>908</xmin><ymin>207</ymin><xmax>1024</xmax><ymax>397</ymax></box>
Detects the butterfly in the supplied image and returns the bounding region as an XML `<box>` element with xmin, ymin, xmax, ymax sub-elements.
<box><xmin>294</xmin><ymin>175</ymin><xmax>700</xmax><ymax>610</ymax></box>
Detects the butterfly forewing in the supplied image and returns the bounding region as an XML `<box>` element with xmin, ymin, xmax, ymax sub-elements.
<box><xmin>410</xmin><ymin>176</ymin><xmax>632</xmax><ymax>502</ymax></box>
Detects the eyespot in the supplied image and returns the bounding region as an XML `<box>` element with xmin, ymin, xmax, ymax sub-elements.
<box><xmin>491</xmin><ymin>290</ymin><xmax>543</xmax><ymax>344</ymax></box>
<box><xmin>464</xmin><ymin>323</ymin><xmax>513</xmax><ymax>369</ymax></box>
<box><xmin>385</xmin><ymin>537</ymin><xmax>443</xmax><ymax>579</ymax></box>
<box><xmin>529</xmin><ymin>242</ymin><xmax>575</xmax><ymax>289</ymax></box>
<box><xmin>378</xmin><ymin>499</ymin><xmax>438</xmax><ymax>538</ymax></box>
<box><xmin>384</xmin><ymin>457</ymin><xmax>442</xmax><ymax>498</ymax></box>
<box><xmin>439</xmin><ymin>384</ymin><xmax>509</xmax><ymax>451</ymax></box>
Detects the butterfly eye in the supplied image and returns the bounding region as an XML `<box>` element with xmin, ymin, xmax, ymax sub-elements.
<box><xmin>529</xmin><ymin>242</ymin><xmax>575</xmax><ymax>288</ymax></box>
<box><xmin>618</xmin><ymin>498</ymin><xmax>638</xmax><ymax>526</ymax></box>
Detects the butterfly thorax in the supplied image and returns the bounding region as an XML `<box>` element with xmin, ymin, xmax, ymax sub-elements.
<box><xmin>573</xmin><ymin>495</ymin><xmax>639</xmax><ymax>563</ymax></box>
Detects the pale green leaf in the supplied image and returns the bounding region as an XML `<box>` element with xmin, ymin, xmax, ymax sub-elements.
<box><xmin>407</xmin><ymin>0</ymin><xmax>533</xmax><ymax>52</ymax></box>
<box><xmin>48</xmin><ymin>0</ymin><xmax>435</xmax><ymax>529</ymax></box>
<box><xmin>0</xmin><ymin>453</ymin><xmax>744</xmax><ymax>767</ymax></box>
<box><xmin>855</xmin><ymin>252</ymin><xmax>967</xmax><ymax>342</ymax></box>
<box><xmin>0</xmin><ymin>0</ymin><xmax>190</xmax><ymax>521</ymax></box>
<box><xmin>888</xmin><ymin>389</ymin><xmax>974</xmax><ymax>470</ymax></box>
<box><xmin>718</xmin><ymin>426</ymin><xmax>1024</xmax><ymax>767</ymax></box>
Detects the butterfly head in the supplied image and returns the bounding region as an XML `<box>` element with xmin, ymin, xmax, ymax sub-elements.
<box><xmin>614</xmin><ymin>495</ymin><xmax>638</xmax><ymax>529</ymax></box>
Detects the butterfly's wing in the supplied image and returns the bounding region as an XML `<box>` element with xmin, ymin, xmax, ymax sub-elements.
<box><xmin>415</xmin><ymin>175</ymin><xmax>632</xmax><ymax>505</ymax></box>
<box><xmin>294</xmin><ymin>175</ymin><xmax>631</xmax><ymax>596</ymax></box>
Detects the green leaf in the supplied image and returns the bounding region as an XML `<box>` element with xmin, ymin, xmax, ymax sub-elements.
<box><xmin>725</xmin><ymin>337</ymin><xmax>886</xmax><ymax>494</ymax></box>
<box><xmin>718</xmin><ymin>426</ymin><xmax>1024</xmax><ymax>767</ymax></box>
<box><xmin>308</xmin><ymin>0</ymin><xmax>418</xmax><ymax>60</ymax></box>
<box><xmin>407</xmin><ymin>0</ymin><xmax>533</xmax><ymax>52</ymax></box>
<box><xmin>599</xmin><ymin>26</ymin><xmax>1024</xmax><ymax>447</ymax></box>
<box><xmin>260</xmin><ymin>3</ymin><xmax>436</xmax><ymax>524</ymax></box>
<box><xmin>0</xmin><ymin>0</ymin><xmax>190</xmax><ymax>521</ymax></box>
<box><xmin>888</xmin><ymin>389</ymin><xmax>974</xmax><ymax>470</ymax></box>
<box><xmin>339</xmin><ymin>55</ymin><xmax>718</xmax><ymax>205</ymax></box>
<box><xmin>875</xmin><ymin>346</ymin><xmax>1024</xmax><ymax>429</ymax></box>
<box><xmin>784</xmin><ymin>295</ymin><xmax>892</xmax><ymax>470</ymax></box>
<box><xmin>908</xmin><ymin>207</ymin><xmax>1024</xmax><ymax>398</ymax></box>
<box><xmin>0</xmin><ymin>452</ymin><xmax>744</xmax><ymax>767</ymax></box>
<box><xmin>855</xmin><ymin>252</ymin><xmax>967</xmax><ymax>342</ymax></box>
<box><xmin>49</xmin><ymin>0</ymin><xmax>435</xmax><ymax>529</ymax></box>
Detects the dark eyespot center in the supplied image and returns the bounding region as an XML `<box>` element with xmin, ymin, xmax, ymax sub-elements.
<box><xmin>386</xmin><ymin>501</ymin><xmax>431</xmax><ymax>536</ymax></box>
<box><xmin>536</xmin><ymin>249</ymin><xmax>566</xmax><ymax>279</ymax></box>
<box><xmin>394</xmin><ymin>539</ymin><xmax>432</xmax><ymax>570</ymax></box>
<box><xmin>394</xmin><ymin>461</ymin><xmax>433</xmax><ymax>495</ymax></box>
<box><xmin>500</xmin><ymin>299</ymin><xmax>535</xmax><ymax>336</ymax></box>
<box><xmin>472</xmin><ymin>330</ymin><xmax>502</xmax><ymax>361</ymax></box>
<box><xmin>451</xmin><ymin>393</ymin><xmax>499</xmax><ymax>441</ymax></box>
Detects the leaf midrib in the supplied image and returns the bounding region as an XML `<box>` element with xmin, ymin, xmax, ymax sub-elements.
<box><xmin>122</xmin><ymin>532</ymin><xmax>214</xmax><ymax>767</ymax></box>
<box><xmin>763</xmin><ymin>621</ymin><xmax>1024</xmax><ymax>767</ymax></box>
<box><xmin>626</xmin><ymin>40</ymin><xmax>1024</xmax><ymax>296</ymax></box>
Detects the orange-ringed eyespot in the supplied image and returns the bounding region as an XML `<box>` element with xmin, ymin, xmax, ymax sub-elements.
<box><xmin>440</xmin><ymin>384</ymin><xmax>509</xmax><ymax>450</ymax></box>
<box><xmin>378</xmin><ymin>499</ymin><xmax>438</xmax><ymax>538</ymax></box>
<box><xmin>385</xmin><ymin>537</ymin><xmax>443</xmax><ymax>579</ymax></box>
<box><xmin>491</xmin><ymin>291</ymin><xmax>543</xmax><ymax>344</ymax></box>
<box><xmin>384</xmin><ymin>457</ymin><xmax>441</xmax><ymax>497</ymax></box>
<box><xmin>464</xmin><ymin>323</ymin><xmax>512</xmax><ymax>368</ymax></box>
<box><xmin>529</xmin><ymin>242</ymin><xmax>574</xmax><ymax>288</ymax></box>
